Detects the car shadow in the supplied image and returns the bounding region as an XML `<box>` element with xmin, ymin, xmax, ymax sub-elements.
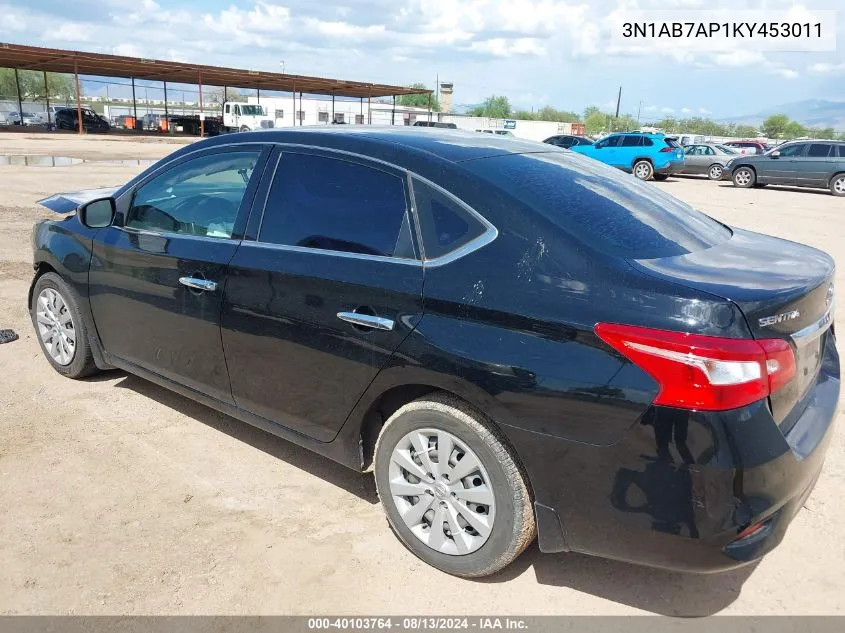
<box><xmin>101</xmin><ymin>371</ymin><xmax>754</xmax><ymax>614</ymax></box>
<box><xmin>479</xmin><ymin>542</ymin><xmax>757</xmax><ymax>616</ymax></box>
<box><xmin>716</xmin><ymin>183</ymin><xmax>833</xmax><ymax>196</ymax></box>
<box><xmin>110</xmin><ymin>372</ymin><xmax>379</xmax><ymax>504</ymax></box>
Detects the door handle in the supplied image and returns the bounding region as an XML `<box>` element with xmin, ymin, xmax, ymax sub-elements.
<box><xmin>337</xmin><ymin>311</ymin><xmax>394</xmax><ymax>331</ymax></box>
<box><xmin>179</xmin><ymin>276</ymin><xmax>218</xmax><ymax>292</ymax></box>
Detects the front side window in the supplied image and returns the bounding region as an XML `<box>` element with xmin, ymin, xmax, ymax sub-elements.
<box><xmin>126</xmin><ymin>150</ymin><xmax>261</xmax><ymax>238</ymax></box>
<box><xmin>259</xmin><ymin>153</ymin><xmax>411</xmax><ymax>258</ymax></box>
<box><xmin>777</xmin><ymin>143</ymin><xmax>808</xmax><ymax>157</ymax></box>
<box><xmin>412</xmin><ymin>179</ymin><xmax>488</xmax><ymax>260</ymax></box>
<box><xmin>595</xmin><ymin>136</ymin><xmax>620</xmax><ymax>149</ymax></box>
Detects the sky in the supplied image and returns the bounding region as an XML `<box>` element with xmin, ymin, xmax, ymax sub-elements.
<box><xmin>2</xmin><ymin>0</ymin><xmax>845</xmax><ymax>119</ymax></box>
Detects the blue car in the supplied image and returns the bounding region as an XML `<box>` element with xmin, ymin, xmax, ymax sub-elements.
<box><xmin>570</xmin><ymin>132</ymin><xmax>685</xmax><ymax>180</ymax></box>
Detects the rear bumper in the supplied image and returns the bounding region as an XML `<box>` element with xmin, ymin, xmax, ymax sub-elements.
<box><xmin>506</xmin><ymin>330</ymin><xmax>839</xmax><ymax>573</ymax></box>
<box><xmin>655</xmin><ymin>160</ymin><xmax>685</xmax><ymax>175</ymax></box>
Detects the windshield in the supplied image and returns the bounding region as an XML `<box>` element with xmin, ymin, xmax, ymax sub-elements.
<box><xmin>238</xmin><ymin>105</ymin><xmax>265</xmax><ymax>116</ymax></box>
<box><xmin>716</xmin><ymin>144</ymin><xmax>738</xmax><ymax>154</ymax></box>
<box><xmin>464</xmin><ymin>151</ymin><xmax>731</xmax><ymax>259</ymax></box>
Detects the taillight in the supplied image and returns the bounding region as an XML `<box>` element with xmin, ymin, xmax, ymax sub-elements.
<box><xmin>594</xmin><ymin>323</ymin><xmax>796</xmax><ymax>411</ymax></box>
<box><xmin>659</xmin><ymin>147</ymin><xmax>675</xmax><ymax>152</ymax></box>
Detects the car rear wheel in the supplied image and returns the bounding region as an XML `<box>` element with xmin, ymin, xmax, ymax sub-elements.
<box><xmin>830</xmin><ymin>173</ymin><xmax>845</xmax><ymax>196</ymax></box>
<box><xmin>708</xmin><ymin>164</ymin><xmax>724</xmax><ymax>180</ymax></box>
<box><xmin>374</xmin><ymin>394</ymin><xmax>535</xmax><ymax>577</ymax></box>
<box><xmin>632</xmin><ymin>160</ymin><xmax>653</xmax><ymax>181</ymax></box>
<box><xmin>733</xmin><ymin>166</ymin><xmax>755</xmax><ymax>188</ymax></box>
<box><xmin>30</xmin><ymin>273</ymin><xmax>99</xmax><ymax>379</ymax></box>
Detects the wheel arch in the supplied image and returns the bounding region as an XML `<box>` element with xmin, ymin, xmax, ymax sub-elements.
<box><xmin>826</xmin><ymin>170</ymin><xmax>845</xmax><ymax>187</ymax></box>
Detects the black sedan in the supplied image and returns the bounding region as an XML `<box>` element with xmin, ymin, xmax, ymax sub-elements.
<box><xmin>30</xmin><ymin>128</ymin><xmax>839</xmax><ymax>577</ymax></box>
<box><xmin>542</xmin><ymin>134</ymin><xmax>593</xmax><ymax>148</ymax></box>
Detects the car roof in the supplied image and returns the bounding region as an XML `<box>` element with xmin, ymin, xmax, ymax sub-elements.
<box><xmin>201</xmin><ymin>126</ymin><xmax>549</xmax><ymax>163</ymax></box>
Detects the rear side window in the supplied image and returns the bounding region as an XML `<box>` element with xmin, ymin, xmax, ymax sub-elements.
<box><xmin>464</xmin><ymin>152</ymin><xmax>731</xmax><ymax>259</ymax></box>
<box><xmin>620</xmin><ymin>136</ymin><xmax>642</xmax><ymax>147</ymax></box>
<box><xmin>642</xmin><ymin>137</ymin><xmax>654</xmax><ymax>147</ymax></box>
<box><xmin>259</xmin><ymin>153</ymin><xmax>410</xmax><ymax>257</ymax></box>
<box><xmin>411</xmin><ymin>179</ymin><xmax>488</xmax><ymax>260</ymax></box>
<box><xmin>808</xmin><ymin>144</ymin><xmax>833</xmax><ymax>157</ymax></box>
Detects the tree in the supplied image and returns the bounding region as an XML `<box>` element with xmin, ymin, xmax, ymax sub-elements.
<box><xmin>761</xmin><ymin>114</ymin><xmax>790</xmax><ymax>139</ymax></box>
<box><xmin>468</xmin><ymin>95</ymin><xmax>511</xmax><ymax>119</ymax></box>
<box><xmin>734</xmin><ymin>124</ymin><xmax>759</xmax><ymax>138</ymax></box>
<box><xmin>0</xmin><ymin>69</ymin><xmax>75</xmax><ymax>103</ymax></box>
<box><xmin>783</xmin><ymin>120</ymin><xmax>806</xmax><ymax>139</ymax></box>
<box><xmin>205</xmin><ymin>86</ymin><xmax>245</xmax><ymax>106</ymax></box>
<box><xmin>396</xmin><ymin>83</ymin><xmax>439</xmax><ymax>111</ymax></box>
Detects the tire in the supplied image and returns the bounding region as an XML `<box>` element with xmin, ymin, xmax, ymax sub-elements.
<box><xmin>30</xmin><ymin>273</ymin><xmax>99</xmax><ymax>379</ymax></box>
<box><xmin>732</xmin><ymin>166</ymin><xmax>755</xmax><ymax>188</ymax></box>
<box><xmin>374</xmin><ymin>394</ymin><xmax>535</xmax><ymax>578</ymax></box>
<box><xmin>708</xmin><ymin>164</ymin><xmax>724</xmax><ymax>180</ymax></box>
<box><xmin>239</xmin><ymin>125</ymin><xmax>250</xmax><ymax>132</ymax></box>
<box><xmin>632</xmin><ymin>160</ymin><xmax>653</xmax><ymax>181</ymax></box>
<box><xmin>830</xmin><ymin>173</ymin><xmax>845</xmax><ymax>196</ymax></box>
<box><xmin>653</xmin><ymin>174</ymin><xmax>669</xmax><ymax>181</ymax></box>
<box><xmin>753</xmin><ymin>183</ymin><xmax>768</xmax><ymax>188</ymax></box>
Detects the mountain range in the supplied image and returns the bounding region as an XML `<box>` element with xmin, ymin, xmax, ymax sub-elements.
<box><xmin>718</xmin><ymin>99</ymin><xmax>845</xmax><ymax>129</ymax></box>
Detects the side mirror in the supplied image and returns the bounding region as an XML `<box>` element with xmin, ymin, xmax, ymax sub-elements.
<box><xmin>771</xmin><ymin>150</ymin><xmax>781</xmax><ymax>158</ymax></box>
<box><xmin>79</xmin><ymin>198</ymin><xmax>115</xmax><ymax>228</ymax></box>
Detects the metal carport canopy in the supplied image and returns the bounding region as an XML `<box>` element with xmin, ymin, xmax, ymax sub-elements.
<box><xmin>0</xmin><ymin>43</ymin><xmax>432</xmax><ymax>98</ymax></box>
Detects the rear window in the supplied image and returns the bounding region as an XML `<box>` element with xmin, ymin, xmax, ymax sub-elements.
<box><xmin>464</xmin><ymin>152</ymin><xmax>731</xmax><ymax>259</ymax></box>
<box><xmin>663</xmin><ymin>138</ymin><xmax>680</xmax><ymax>148</ymax></box>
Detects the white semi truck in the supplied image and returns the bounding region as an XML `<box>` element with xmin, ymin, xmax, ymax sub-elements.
<box><xmin>170</xmin><ymin>101</ymin><xmax>275</xmax><ymax>135</ymax></box>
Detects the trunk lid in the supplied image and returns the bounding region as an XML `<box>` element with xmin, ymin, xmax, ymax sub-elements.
<box><xmin>630</xmin><ymin>228</ymin><xmax>835</xmax><ymax>425</ymax></box>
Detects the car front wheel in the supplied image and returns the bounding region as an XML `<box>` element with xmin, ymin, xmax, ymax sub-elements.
<box><xmin>30</xmin><ymin>273</ymin><xmax>99</xmax><ymax>379</ymax></box>
<box><xmin>830</xmin><ymin>173</ymin><xmax>845</xmax><ymax>196</ymax></box>
<box><xmin>733</xmin><ymin>166</ymin><xmax>755</xmax><ymax>188</ymax></box>
<box><xmin>708</xmin><ymin>164</ymin><xmax>724</xmax><ymax>180</ymax></box>
<box><xmin>632</xmin><ymin>160</ymin><xmax>654</xmax><ymax>180</ymax></box>
<box><xmin>374</xmin><ymin>394</ymin><xmax>535</xmax><ymax>577</ymax></box>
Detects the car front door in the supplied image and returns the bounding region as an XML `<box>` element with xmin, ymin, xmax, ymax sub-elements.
<box><xmin>683</xmin><ymin>145</ymin><xmax>706</xmax><ymax>173</ymax></box>
<box><xmin>221</xmin><ymin>148</ymin><xmax>424</xmax><ymax>441</ymax></box>
<box><xmin>764</xmin><ymin>142</ymin><xmax>808</xmax><ymax>184</ymax></box>
<box><xmin>617</xmin><ymin>135</ymin><xmax>643</xmax><ymax>170</ymax></box>
<box><xmin>589</xmin><ymin>135</ymin><xmax>621</xmax><ymax>166</ymax></box>
<box><xmin>794</xmin><ymin>143</ymin><xmax>835</xmax><ymax>187</ymax></box>
<box><xmin>89</xmin><ymin>145</ymin><xmax>270</xmax><ymax>402</ymax></box>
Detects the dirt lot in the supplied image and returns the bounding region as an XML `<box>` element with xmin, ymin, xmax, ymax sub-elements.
<box><xmin>1</xmin><ymin>133</ymin><xmax>843</xmax><ymax>616</ymax></box>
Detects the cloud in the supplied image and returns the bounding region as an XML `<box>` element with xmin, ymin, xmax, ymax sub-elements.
<box><xmin>766</xmin><ymin>66</ymin><xmax>799</xmax><ymax>80</ymax></box>
<box><xmin>41</xmin><ymin>22</ymin><xmax>91</xmax><ymax>42</ymax></box>
<box><xmin>643</xmin><ymin>105</ymin><xmax>658</xmax><ymax>112</ymax></box>
<box><xmin>698</xmin><ymin>107</ymin><xmax>712</xmax><ymax>114</ymax></box>
<box><xmin>661</xmin><ymin>107</ymin><xmax>675</xmax><ymax>113</ymax></box>
<box><xmin>680</xmin><ymin>107</ymin><xmax>694</xmax><ymax>114</ymax></box>
<box><xmin>5</xmin><ymin>12</ymin><xmax>26</xmax><ymax>31</ymax></box>
<box><xmin>713</xmin><ymin>51</ymin><xmax>766</xmax><ymax>67</ymax></box>
<box><xmin>113</xmin><ymin>44</ymin><xmax>144</xmax><ymax>57</ymax></box>
<box><xmin>810</xmin><ymin>62</ymin><xmax>845</xmax><ymax>74</ymax></box>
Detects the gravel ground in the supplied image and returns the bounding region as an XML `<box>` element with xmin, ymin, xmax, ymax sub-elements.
<box><xmin>0</xmin><ymin>133</ymin><xmax>843</xmax><ymax>616</ymax></box>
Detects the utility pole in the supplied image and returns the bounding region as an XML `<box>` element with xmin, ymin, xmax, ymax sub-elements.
<box><xmin>637</xmin><ymin>100</ymin><xmax>642</xmax><ymax>125</ymax></box>
<box><xmin>615</xmin><ymin>86</ymin><xmax>622</xmax><ymax>119</ymax></box>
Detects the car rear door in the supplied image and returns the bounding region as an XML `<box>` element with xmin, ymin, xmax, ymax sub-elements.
<box><xmin>794</xmin><ymin>143</ymin><xmax>835</xmax><ymax>187</ymax></box>
<box><xmin>221</xmin><ymin>147</ymin><xmax>424</xmax><ymax>442</ymax></box>
<box><xmin>89</xmin><ymin>144</ymin><xmax>271</xmax><ymax>402</ymax></box>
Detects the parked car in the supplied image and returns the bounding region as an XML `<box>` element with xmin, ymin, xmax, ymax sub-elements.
<box><xmin>3</xmin><ymin>110</ymin><xmax>40</xmax><ymax>126</ymax></box>
<box><xmin>725</xmin><ymin>139</ymin><xmax>845</xmax><ymax>195</ymax></box>
<box><xmin>35</xmin><ymin>105</ymin><xmax>68</xmax><ymax>124</ymax></box>
<box><xmin>543</xmin><ymin>134</ymin><xmax>593</xmax><ymax>149</ymax></box>
<box><xmin>54</xmin><ymin>107</ymin><xmax>110</xmax><ymax>132</ymax></box>
<box><xmin>724</xmin><ymin>140</ymin><xmax>767</xmax><ymax>155</ymax></box>
<box><xmin>679</xmin><ymin>143</ymin><xmax>738</xmax><ymax>180</ymax></box>
<box><xmin>569</xmin><ymin>132</ymin><xmax>685</xmax><ymax>180</ymax></box>
<box><xmin>30</xmin><ymin>128</ymin><xmax>838</xmax><ymax>577</ymax></box>
<box><xmin>413</xmin><ymin>121</ymin><xmax>458</xmax><ymax>129</ymax></box>
<box><xmin>672</xmin><ymin>134</ymin><xmax>706</xmax><ymax>147</ymax></box>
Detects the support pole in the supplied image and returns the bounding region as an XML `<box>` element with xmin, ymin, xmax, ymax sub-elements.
<box><xmin>163</xmin><ymin>81</ymin><xmax>169</xmax><ymax>132</ymax></box>
<box><xmin>43</xmin><ymin>71</ymin><xmax>52</xmax><ymax>125</ymax></box>
<box><xmin>198</xmin><ymin>72</ymin><xmax>204</xmax><ymax>137</ymax></box>
<box><xmin>360</xmin><ymin>97</ymin><xmax>363</xmax><ymax>124</ymax></box>
<box><xmin>368</xmin><ymin>90</ymin><xmax>372</xmax><ymax>125</ymax></box>
<box><xmin>292</xmin><ymin>80</ymin><xmax>296</xmax><ymax>126</ymax></box>
<box><xmin>299</xmin><ymin>92</ymin><xmax>302</xmax><ymax>126</ymax></box>
<box><xmin>331</xmin><ymin>93</ymin><xmax>335</xmax><ymax>124</ymax></box>
<box><xmin>131</xmin><ymin>77</ymin><xmax>138</xmax><ymax>132</ymax></box>
<box><xmin>74</xmin><ymin>64</ymin><xmax>83</xmax><ymax>135</ymax></box>
<box><xmin>257</xmin><ymin>87</ymin><xmax>260</xmax><ymax>103</ymax></box>
<box><xmin>391</xmin><ymin>94</ymin><xmax>395</xmax><ymax>126</ymax></box>
<box><xmin>14</xmin><ymin>68</ymin><xmax>24</xmax><ymax>128</ymax></box>
<box><xmin>428</xmin><ymin>92</ymin><xmax>432</xmax><ymax>122</ymax></box>
<box><xmin>224</xmin><ymin>86</ymin><xmax>228</xmax><ymax>102</ymax></box>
